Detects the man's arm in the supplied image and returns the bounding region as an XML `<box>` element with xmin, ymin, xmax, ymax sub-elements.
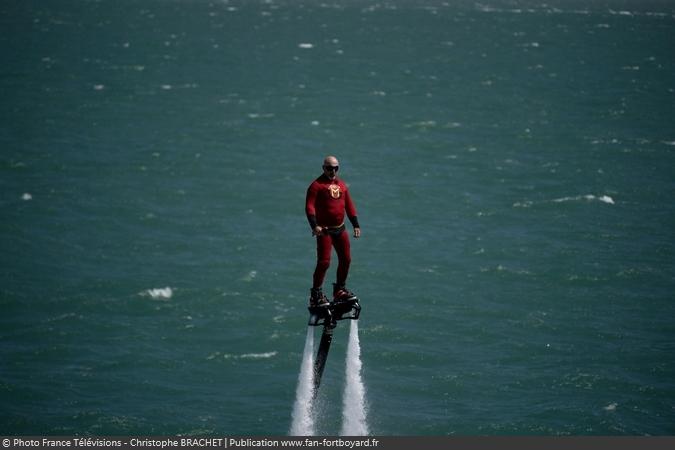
<box><xmin>305</xmin><ymin>182</ymin><xmax>322</xmax><ymax>235</ymax></box>
<box><xmin>344</xmin><ymin>188</ymin><xmax>361</xmax><ymax>238</ymax></box>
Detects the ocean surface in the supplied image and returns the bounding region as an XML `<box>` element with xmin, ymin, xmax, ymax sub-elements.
<box><xmin>2</xmin><ymin>0</ymin><xmax>675</xmax><ymax>436</ymax></box>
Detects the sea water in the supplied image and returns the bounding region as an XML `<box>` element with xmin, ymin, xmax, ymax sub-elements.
<box><xmin>1</xmin><ymin>0</ymin><xmax>674</xmax><ymax>435</ymax></box>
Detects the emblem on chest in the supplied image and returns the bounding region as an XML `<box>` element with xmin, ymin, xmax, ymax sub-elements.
<box><xmin>328</xmin><ymin>184</ymin><xmax>342</xmax><ymax>199</ymax></box>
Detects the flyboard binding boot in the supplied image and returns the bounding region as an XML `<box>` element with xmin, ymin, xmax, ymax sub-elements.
<box><xmin>309</xmin><ymin>287</ymin><xmax>330</xmax><ymax>308</ymax></box>
<box><xmin>333</xmin><ymin>283</ymin><xmax>357</xmax><ymax>302</ymax></box>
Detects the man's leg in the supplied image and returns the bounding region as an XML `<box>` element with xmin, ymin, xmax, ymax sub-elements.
<box><xmin>333</xmin><ymin>231</ymin><xmax>352</xmax><ymax>294</ymax></box>
<box><xmin>310</xmin><ymin>234</ymin><xmax>332</xmax><ymax>306</ymax></box>
<box><xmin>313</xmin><ymin>234</ymin><xmax>332</xmax><ymax>289</ymax></box>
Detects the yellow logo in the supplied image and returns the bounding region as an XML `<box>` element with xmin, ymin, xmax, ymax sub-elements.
<box><xmin>329</xmin><ymin>184</ymin><xmax>341</xmax><ymax>199</ymax></box>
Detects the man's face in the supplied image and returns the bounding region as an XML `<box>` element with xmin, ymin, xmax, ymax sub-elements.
<box><xmin>323</xmin><ymin>159</ymin><xmax>339</xmax><ymax>180</ymax></box>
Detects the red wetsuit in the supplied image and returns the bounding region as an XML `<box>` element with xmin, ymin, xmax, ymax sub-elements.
<box><xmin>306</xmin><ymin>175</ymin><xmax>359</xmax><ymax>289</ymax></box>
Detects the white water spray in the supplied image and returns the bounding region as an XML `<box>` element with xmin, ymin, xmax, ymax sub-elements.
<box><xmin>340</xmin><ymin>320</ymin><xmax>369</xmax><ymax>436</ymax></box>
<box><xmin>290</xmin><ymin>327</ymin><xmax>316</xmax><ymax>436</ymax></box>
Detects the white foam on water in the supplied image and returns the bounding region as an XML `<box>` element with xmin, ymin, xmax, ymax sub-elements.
<box><xmin>290</xmin><ymin>327</ymin><xmax>316</xmax><ymax>436</ymax></box>
<box><xmin>552</xmin><ymin>194</ymin><xmax>615</xmax><ymax>205</ymax></box>
<box><xmin>142</xmin><ymin>287</ymin><xmax>173</xmax><ymax>299</ymax></box>
<box><xmin>208</xmin><ymin>351</ymin><xmax>277</xmax><ymax>360</ymax></box>
<box><xmin>44</xmin><ymin>312</ymin><xmax>78</xmax><ymax>323</ymax></box>
<box><xmin>340</xmin><ymin>320</ymin><xmax>369</xmax><ymax>436</ymax></box>
<box><xmin>242</xmin><ymin>270</ymin><xmax>257</xmax><ymax>282</ymax></box>
<box><xmin>515</xmin><ymin>194</ymin><xmax>616</xmax><ymax>209</ymax></box>
<box><xmin>21</xmin><ymin>193</ymin><xmax>32</xmax><ymax>201</ymax></box>
<box><xmin>240</xmin><ymin>351</ymin><xmax>278</xmax><ymax>359</ymax></box>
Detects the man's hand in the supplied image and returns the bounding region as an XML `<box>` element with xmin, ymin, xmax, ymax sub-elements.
<box><xmin>312</xmin><ymin>226</ymin><xmax>324</xmax><ymax>236</ymax></box>
<box><xmin>353</xmin><ymin>227</ymin><xmax>361</xmax><ymax>239</ymax></box>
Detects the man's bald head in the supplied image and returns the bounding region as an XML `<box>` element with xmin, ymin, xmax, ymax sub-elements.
<box><xmin>324</xmin><ymin>155</ymin><xmax>339</xmax><ymax>166</ymax></box>
<box><xmin>322</xmin><ymin>155</ymin><xmax>340</xmax><ymax>180</ymax></box>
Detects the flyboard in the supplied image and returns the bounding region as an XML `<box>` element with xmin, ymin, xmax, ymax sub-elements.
<box><xmin>307</xmin><ymin>296</ymin><xmax>361</xmax><ymax>396</ymax></box>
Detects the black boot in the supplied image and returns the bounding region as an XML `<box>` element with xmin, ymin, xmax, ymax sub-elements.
<box><xmin>309</xmin><ymin>287</ymin><xmax>329</xmax><ymax>307</ymax></box>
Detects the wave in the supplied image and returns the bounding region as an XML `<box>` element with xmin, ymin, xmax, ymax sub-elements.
<box><xmin>140</xmin><ymin>287</ymin><xmax>173</xmax><ymax>299</ymax></box>
<box><xmin>513</xmin><ymin>194</ymin><xmax>615</xmax><ymax>208</ymax></box>
<box><xmin>207</xmin><ymin>351</ymin><xmax>278</xmax><ymax>360</ymax></box>
<box><xmin>552</xmin><ymin>195</ymin><xmax>615</xmax><ymax>205</ymax></box>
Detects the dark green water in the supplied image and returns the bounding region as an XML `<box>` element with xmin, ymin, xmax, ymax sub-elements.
<box><xmin>1</xmin><ymin>0</ymin><xmax>674</xmax><ymax>435</ymax></box>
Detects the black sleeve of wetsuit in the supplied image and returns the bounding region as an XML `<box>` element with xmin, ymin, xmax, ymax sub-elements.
<box><xmin>307</xmin><ymin>214</ymin><xmax>318</xmax><ymax>229</ymax></box>
<box><xmin>348</xmin><ymin>216</ymin><xmax>360</xmax><ymax>228</ymax></box>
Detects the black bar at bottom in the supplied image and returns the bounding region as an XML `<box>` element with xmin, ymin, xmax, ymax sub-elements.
<box><xmin>2</xmin><ymin>436</ymin><xmax>674</xmax><ymax>450</ymax></box>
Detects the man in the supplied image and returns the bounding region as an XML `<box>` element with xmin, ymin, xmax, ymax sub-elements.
<box><xmin>305</xmin><ymin>155</ymin><xmax>361</xmax><ymax>307</ymax></box>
